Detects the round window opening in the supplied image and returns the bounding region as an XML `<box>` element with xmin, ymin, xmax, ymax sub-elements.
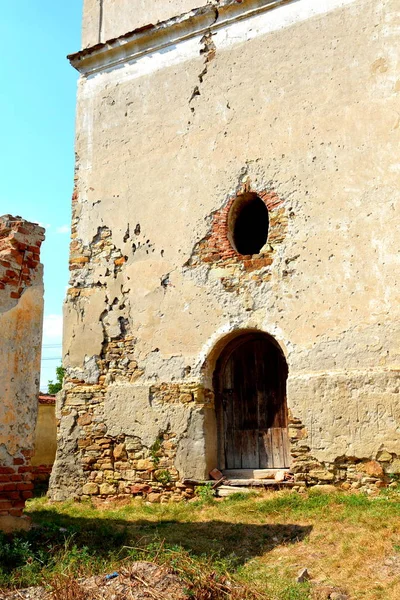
<box><xmin>228</xmin><ymin>193</ymin><xmax>269</xmax><ymax>255</ymax></box>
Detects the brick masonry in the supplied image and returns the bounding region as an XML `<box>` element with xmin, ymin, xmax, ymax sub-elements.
<box><xmin>0</xmin><ymin>215</ymin><xmax>45</xmax><ymax>531</ymax></box>
<box><xmin>186</xmin><ymin>184</ymin><xmax>288</xmax><ymax>286</ymax></box>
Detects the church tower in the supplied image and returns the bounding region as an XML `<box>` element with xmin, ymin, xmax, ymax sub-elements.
<box><xmin>50</xmin><ymin>0</ymin><xmax>400</xmax><ymax>501</ymax></box>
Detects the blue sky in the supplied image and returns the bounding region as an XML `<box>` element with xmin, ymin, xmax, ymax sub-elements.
<box><xmin>0</xmin><ymin>2</ymin><xmax>83</xmax><ymax>390</ymax></box>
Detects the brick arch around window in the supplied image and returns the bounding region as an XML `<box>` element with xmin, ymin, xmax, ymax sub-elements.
<box><xmin>185</xmin><ymin>185</ymin><xmax>288</xmax><ymax>274</ymax></box>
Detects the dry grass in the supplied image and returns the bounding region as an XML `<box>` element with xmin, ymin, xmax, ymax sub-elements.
<box><xmin>1</xmin><ymin>487</ymin><xmax>400</xmax><ymax>599</ymax></box>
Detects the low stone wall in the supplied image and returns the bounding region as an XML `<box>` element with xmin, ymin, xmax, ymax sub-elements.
<box><xmin>289</xmin><ymin>412</ymin><xmax>399</xmax><ymax>493</ymax></box>
<box><xmin>51</xmin><ymin>374</ymin><xmax>399</xmax><ymax>503</ymax></box>
<box><xmin>0</xmin><ymin>215</ymin><xmax>45</xmax><ymax>531</ymax></box>
<box><xmin>50</xmin><ymin>377</ymin><xmax>213</xmax><ymax>502</ymax></box>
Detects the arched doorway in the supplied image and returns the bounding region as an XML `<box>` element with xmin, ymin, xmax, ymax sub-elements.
<box><xmin>214</xmin><ymin>332</ymin><xmax>290</xmax><ymax>472</ymax></box>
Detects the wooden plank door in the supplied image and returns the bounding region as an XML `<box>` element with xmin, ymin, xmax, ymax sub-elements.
<box><xmin>218</xmin><ymin>335</ymin><xmax>290</xmax><ymax>470</ymax></box>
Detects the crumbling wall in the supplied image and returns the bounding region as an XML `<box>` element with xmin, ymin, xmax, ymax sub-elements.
<box><xmin>50</xmin><ymin>0</ymin><xmax>400</xmax><ymax>502</ymax></box>
<box><xmin>0</xmin><ymin>215</ymin><xmax>45</xmax><ymax>531</ymax></box>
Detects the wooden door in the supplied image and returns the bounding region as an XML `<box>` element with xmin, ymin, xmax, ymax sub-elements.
<box><xmin>216</xmin><ymin>335</ymin><xmax>289</xmax><ymax>470</ymax></box>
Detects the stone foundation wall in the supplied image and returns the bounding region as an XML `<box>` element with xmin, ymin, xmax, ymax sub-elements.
<box><xmin>0</xmin><ymin>215</ymin><xmax>45</xmax><ymax>531</ymax></box>
<box><xmin>50</xmin><ymin>378</ymin><xmax>212</xmax><ymax>502</ymax></box>
<box><xmin>289</xmin><ymin>411</ymin><xmax>400</xmax><ymax>493</ymax></box>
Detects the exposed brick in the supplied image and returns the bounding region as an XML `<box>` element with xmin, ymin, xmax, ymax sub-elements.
<box><xmin>0</xmin><ymin>467</ymin><xmax>15</xmax><ymax>475</ymax></box>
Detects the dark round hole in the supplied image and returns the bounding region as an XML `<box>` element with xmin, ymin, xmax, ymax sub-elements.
<box><xmin>232</xmin><ymin>195</ymin><xmax>269</xmax><ymax>255</ymax></box>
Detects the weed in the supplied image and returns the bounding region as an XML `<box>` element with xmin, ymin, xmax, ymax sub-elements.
<box><xmin>149</xmin><ymin>436</ymin><xmax>162</xmax><ymax>467</ymax></box>
<box><xmin>154</xmin><ymin>469</ymin><xmax>172</xmax><ymax>485</ymax></box>
<box><xmin>194</xmin><ymin>483</ymin><xmax>215</xmax><ymax>502</ymax></box>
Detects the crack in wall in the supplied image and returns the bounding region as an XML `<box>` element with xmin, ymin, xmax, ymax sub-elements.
<box><xmin>189</xmin><ymin>7</ymin><xmax>218</xmax><ymax>113</ymax></box>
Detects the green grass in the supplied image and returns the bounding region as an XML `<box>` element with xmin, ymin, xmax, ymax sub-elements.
<box><xmin>1</xmin><ymin>487</ymin><xmax>400</xmax><ymax>598</ymax></box>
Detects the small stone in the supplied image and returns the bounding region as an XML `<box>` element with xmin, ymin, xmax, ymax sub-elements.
<box><xmin>179</xmin><ymin>393</ymin><xmax>193</xmax><ymax>404</ymax></box>
<box><xmin>386</xmin><ymin>458</ymin><xmax>400</xmax><ymax>474</ymax></box>
<box><xmin>131</xmin><ymin>483</ymin><xmax>151</xmax><ymax>494</ymax></box>
<box><xmin>147</xmin><ymin>492</ymin><xmax>161</xmax><ymax>503</ymax></box>
<box><xmin>82</xmin><ymin>483</ymin><xmax>98</xmax><ymax>495</ymax></box>
<box><xmin>357</xmin><ymin>460</ymin><xmax>384</xmax><ymax>478</ymax></box>
<box><xmin>113</xmin><ymin>443</ymin><xmax>127</xmax><ymax>460</ymax></box>
<box><xmin>136</xmin><ymin>459</ymin><xmax>154</xmax><ymax>471</ymax></box>
<box><xmin>296</xmin><ymin>568</ymin><xmax>310</xmax><ymax>583</ymax></box>
<box><xmin>99</xmin><ymin>483</ymin><xmax>116</xmax><ymax>495</ymax></box>
<box><xmin>341</xmin><ymin>482</ymin><xmax>351</xmax><ymax>490</ymax></box>
<box><xmin>309</xmin><ymin>470</ymin><xmax>335</xmax><ymax>482</ymax></box>
<box><xmin>329</xmin><ymin>592</ymin><xmax>348</xmax><ymax>600</ymax></box>
<box><xmin>312</xmin><ymin>484</ymin><xmax>337</xmax><ymax>493</ymax></box>
<box><xmin>375</xmin><ymin>480</ymin><xmax>386</xmax><ymax>488</ymax></box>
<box><xmin>78</xmin><ymin>413</ymin><xmax>92</xmax><ymax>427</ymax></box>
<box><xmin>275</xmin><ymin>470</ymin><xmax>286</xmax><ymax>482</ymax></box>
<box><xmin>377</xmin><ymin>450</ymin><xmax>392</xmax><ymax>462</ymax></box>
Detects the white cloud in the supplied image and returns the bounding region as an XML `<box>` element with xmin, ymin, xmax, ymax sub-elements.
<box><xmin>38</xmin><ymin>222</ymin><xmax>52</xmax><ymax>229</ymax></box>
<box><xmin>42</xmin><ymin>314</ymin><xmax>63</xmax><ymax>342</ymax></box>
<box><xmin>56</xmin><ymin>224</ymin><xmax>70</xmax><ymax>234</ymax></box>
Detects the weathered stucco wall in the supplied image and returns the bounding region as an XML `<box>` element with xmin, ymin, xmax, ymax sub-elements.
<box><xmin>0</xmin><ymin>215</ymin><xmax>45</xmax><ymax>531</ymax></box>
<box><xmin>51</xmin><ymin>0</ymin><xmax>400</xmax><ymax>501</ymax></box>
<box><xmin>31</xmin><ymin>398</ymin><xmax>57</xmax><ymax>485</ymax></box>
<box><xmin>82</xmin><ymin>0</ymin><xmax>216</xmax><ymax>48</ymax></box>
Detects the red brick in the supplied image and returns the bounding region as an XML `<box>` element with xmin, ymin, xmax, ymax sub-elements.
<box><xmin>0</xmin><ymin>467</ymin><xmax>15</xmax><ymax>475</ymax></box>
<box><xmin>8</xmin><ymin>491</ymin><xmax>22</xmax><ymax>500</ymax></box>
<box><xmin>21</xmin><ymin>450</ymin><xmax>34</xmax><ymax>458</ymax></box>
<box><xmin>0</xmin><ymin>483</ymin><xmax>16</xmax><ymax>491</ymax></box>
<box><xmin>22</xmin><ymin>491</ymin><xmax>33</xmax><ymax>499</ymax></box>
<box><xmin>16</xmin><ymin>483</ymin><xmax>33</xmax><ymax>491</ymax></box>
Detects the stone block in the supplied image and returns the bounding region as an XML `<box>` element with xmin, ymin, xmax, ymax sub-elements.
<box><xmin>100</xmin><ymin>483</ymin><xmax>116</xmax><ymax>495</ymax></box>
<box><xmin>385</xmin><ymin>459</ymin><xmax>400</xmax><ymax>474</ymax></box>
<box><xmin>356</xmin><ymin>461</ymin><xmax>384</xmax><ymax>478</ymax></box>
<box><xmin>309</xmin><ymin>470</ymin><xmax>335</xmax><ymax>482</ymax></box>
<box><xmin>377</xmin><ymin>450</ymin><xmax>393</xmax><ymax>462</ymax></box>
<box><xmin>113</xmin><ymin>443</ymin><xmax>127</xmax><ymax>460</ymax></box>
<box><xmin>147</xmin><ymin>492</ymin><xmax>161</xmax><ymax>503</ymax></box>
<box><xmin>82</xmin><ymin>483</ymin><xmax>99</xmax><ymax>495</ymax></box>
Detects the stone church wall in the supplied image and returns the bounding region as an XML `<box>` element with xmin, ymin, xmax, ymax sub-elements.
<box><xmin>50</xmin><ymin>0</ymin><xmax>400</xmax><ymax>502</ymax></box>
<box><xmin>0</xmin><ymin>215</ymin><xmax>45</xmax><ymax>531</ymax></box>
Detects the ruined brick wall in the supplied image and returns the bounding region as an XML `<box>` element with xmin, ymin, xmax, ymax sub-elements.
<box><xmin>50</xmin><ymin>0</ymin><xmax>400</xmax><ymax>502</ymax></box>
<box><xmin>0</xmin><ymin>215</ymin><xmax>45</xmax><ymax>531</ymax></box>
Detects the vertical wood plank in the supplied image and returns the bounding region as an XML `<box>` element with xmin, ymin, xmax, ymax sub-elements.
<box><xmin>242</xmin><ymin>430</ymin><xmax>258</xmax><ymax>468</ymax></box>
<box><xmin>259</xmin><ymin>430</ymin><xmax>274</xmax><ymax>468</ymax></box>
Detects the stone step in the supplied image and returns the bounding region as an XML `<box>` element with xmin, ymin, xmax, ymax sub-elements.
<box><xmin>226</xmin><ymin>479</ymin><xmax>293</xmax><ymax>487</ymax></box>
<box><xmin>216</xmin><ymin>481</ymin><xmax>293</xmax><ymax>496</ymax></box>
<box><xmin>222</xmin><ymin>468</ymin><xmax>290</xmax><ymax>480</ymax></box>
